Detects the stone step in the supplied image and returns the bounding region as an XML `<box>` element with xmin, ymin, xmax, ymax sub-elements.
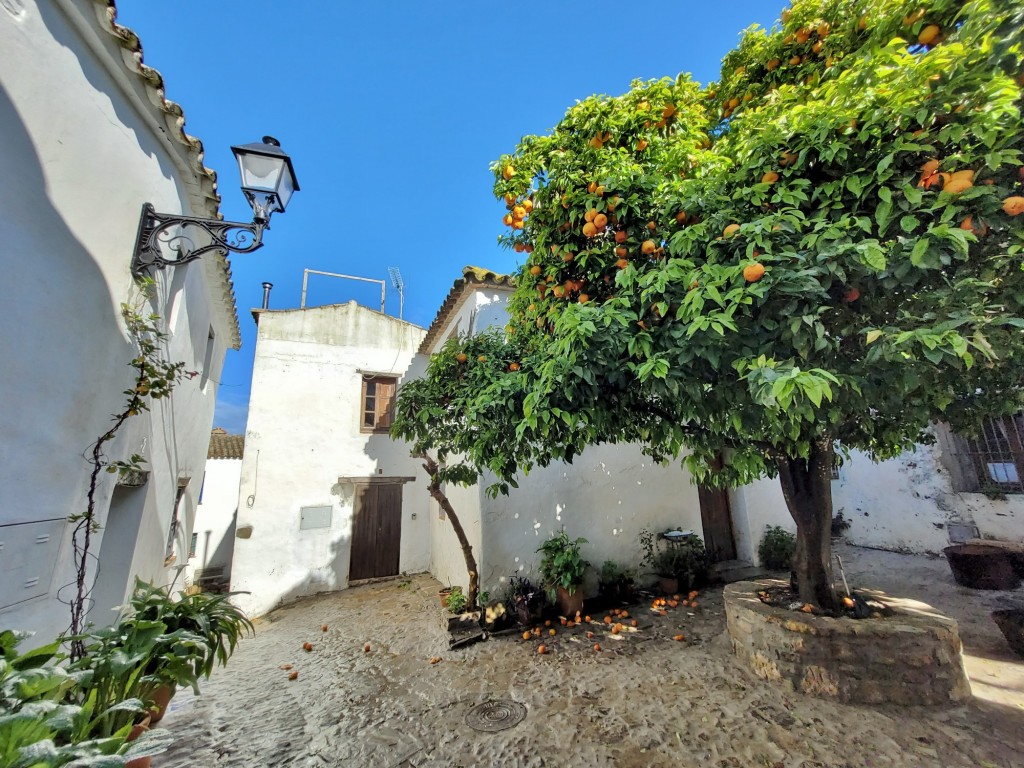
<box><xmin>711</xmin><ymin>560</ymin><xmax>769</xmax><ymax>584</ymax></box>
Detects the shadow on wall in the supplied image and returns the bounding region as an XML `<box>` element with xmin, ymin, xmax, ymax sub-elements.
<box><xmin>254</xmin><ymin>527</ymin><xmax>353</xmax><ymax>617</ymax></box>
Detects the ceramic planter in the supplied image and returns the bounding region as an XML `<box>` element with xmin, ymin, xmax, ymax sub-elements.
<box><xmin>556</xmin><ymin>585</ymin><xmax>583</xmax><ymax>617</ymax></box>
<box><xmin>943</xmin><ymin>544</ymin><xmax>1020</xmax><ymax>590</ymax></box>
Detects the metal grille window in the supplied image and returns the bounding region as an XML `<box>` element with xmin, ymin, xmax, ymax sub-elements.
<box><xmin>165</xmin><ymin>478</ymin><xmax>190</xmax><ymax>562</ymax></box>
<box><xmin>947</xmin><ymin>414</ymin><xmax>1024</xmax><ymax>494</ymax></box>
<box><xmin>360</xmin><ymin>376</ymin><xmax>396</xmax><ymax>433</ymax></box>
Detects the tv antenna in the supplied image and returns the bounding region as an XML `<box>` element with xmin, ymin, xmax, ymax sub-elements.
<box><xmin>388</xmin><ymin>266</ymin><xmax>405</xmax><ymax>319</ymax></box>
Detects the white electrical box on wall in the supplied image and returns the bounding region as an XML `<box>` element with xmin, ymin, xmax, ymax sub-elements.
<box><xmin>0</xmin><ymin>518</ymin><xmax>65</xmax><ymax>610</ymax></box>
<box><xmin>299</xmin><ymin>505</ymin><xmax>333</xmax><ymax>530</ymax></box>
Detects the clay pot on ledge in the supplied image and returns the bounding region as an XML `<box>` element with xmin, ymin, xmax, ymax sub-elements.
<box><xmin>147</xmin><ymin>684</ymin><xmax>175</xmax><ymax>724</ymax></box>
<box><xmin>438</xmin><ymin>587</ymin><xmax>454</xmax><ymax>607</ymax></box>
<box><xmin>125</xmin><ymin>714</ymin><xmax>152</xmax><ymax>768</ymax></box>
<box><xmin>556</xmin><ymin>585</ymin><xmax>583</xmax><ymax>617</ymax></box>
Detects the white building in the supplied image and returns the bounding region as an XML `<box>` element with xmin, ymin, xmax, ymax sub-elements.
<box><xmin>184</xmin><ymin>429</ymin><xmax>244</xmax><ymax>591</ymax></box>
<box><xmin>229</xmin><ymin>301</ymin><xmax>429</xmax><ymax>618</ymax></box>
<box><xmin>0</xmin><ymin>0</ymin><xmax>239</xmax><ymax>642</ymax></box>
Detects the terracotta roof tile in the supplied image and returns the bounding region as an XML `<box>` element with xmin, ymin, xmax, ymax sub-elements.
<box><xmin>417</xmin><ymin>266</ymin><xmax>515</xmax><ymax>355</ymax></box>
<box><xmin>94</xmin><ymin>1</ymin><xmax>241</xmax><ymax>350</ymax></box>
<box><xmin>208</xmin><ymin>429</ymin><xmax>244</xmax><ymax>460</ymax></box>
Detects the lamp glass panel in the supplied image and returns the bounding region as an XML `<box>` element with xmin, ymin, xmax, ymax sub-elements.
<box><xmin>276</xmin><ymin>166</ymin><xmax>295</xmax><ymax>211</ymax></box>
<box><xmin>236</xmin><ymin>152</ymin><xmax>286</xmax><ymax>195</ymax></box>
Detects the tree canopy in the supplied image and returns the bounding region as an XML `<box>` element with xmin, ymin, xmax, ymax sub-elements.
<box><xmin>393</xmin><ymin>0</ymin><xmax>1024</xmax><ymax>607</ymax></box>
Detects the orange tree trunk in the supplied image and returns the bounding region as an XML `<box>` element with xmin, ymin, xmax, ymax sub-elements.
<box><xmin>419</xmin><ymin>453</ymin><xmax>479</xmax><ymax>609</ymax></box>
<box><xmin>774</xmin><ymin>439</ymin><xmax>837</xmax><ymax>610</ymax></box>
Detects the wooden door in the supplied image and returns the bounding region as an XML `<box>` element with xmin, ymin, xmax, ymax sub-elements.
<box><xmin>349</xmin><ymin>483</ymin><xmax>402</xmax><ymax>580</ymax></box>
<box><xmin>697</xmin><ymin>455</ymin><xmax>737</xmax><ymax>562</ymax></box>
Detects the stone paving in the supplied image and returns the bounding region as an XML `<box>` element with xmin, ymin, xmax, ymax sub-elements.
<box><xmin>156</xmin><ymin>544</ymin><xmax>1023</xmax><ymax>767</ymax></box>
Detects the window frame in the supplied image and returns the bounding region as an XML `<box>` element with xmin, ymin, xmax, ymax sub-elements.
<box><xmin>360</xmin><ymin>376</ymin><xmax>397</xmax><ymax>434</ymax></box>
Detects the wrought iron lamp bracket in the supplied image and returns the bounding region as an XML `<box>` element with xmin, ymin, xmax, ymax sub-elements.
<box><xmin>130</xmin><ymin>203</ymin><xmax>266</xmax><ymax>275</ymax></box>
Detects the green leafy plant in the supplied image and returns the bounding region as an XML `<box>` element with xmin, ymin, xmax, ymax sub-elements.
<box><xmin>599</xmin><ymin>560</ymin><xmax>636</xmax><ymax>600</ymax></box>
<box><xmin>759</xmin><ymin>526</ymin><xmax>797</xmax><ymax>571</ymax></box>
<box><xmin>0</xmin><ymin>630</ymin><xmax>170</xmax><ymax>767</ymax></box>
<box><xmin>639</xmin><ymin>530</ymin><xmax>708</xmax><ymax>588</ymax></box>
<box><xmin>444</xmin><ymin>586</ymin><xmax>468</xmax><ymax>614</ymax></box>
<box><xmin>537</xmin><ymin>531</ymin><xmax>589</xmax><ymax>600</ymax></box>
<box><xmin>831</xmin><ymin>511</ymin><xmax>851</xmax><ymax>538</ymax></box>
<box><xmin>126</xmin><ymin>579</ymin><xmax>254</xmax><ymax>682</ymax></box>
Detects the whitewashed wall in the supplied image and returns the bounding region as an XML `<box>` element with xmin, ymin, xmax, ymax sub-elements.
<box><xmin>184</xmin><ymin>458</ymin><xmax>242</xmax><ymax>587</ymax></box>
<box><xmin>230</xmin><ymin>302</ymin><xmax>428</xmax><ymax>618</ymax></box>
<box><xmin>833</xmin><ymin>444</ymin><xmax>1024</xmax><ymax>554</ymax></box>
<box><xmin>0</xmin><ymin>0</ymin><xmax>234</xmax><ymax>642</ymax></box>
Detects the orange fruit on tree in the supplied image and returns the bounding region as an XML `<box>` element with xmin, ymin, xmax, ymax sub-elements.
<box><xmin>858</xmin><ymin>14</ymin><xmax>868</xmax><ymax>30</ymax></box>
<box><xmin>522</xmin><ymin>199</ymin><xmax>534</xmax><ymax>213</ymax></box>
<box><xmin>512</xmin><ymin>220</ymin><xmax>524</xmax><ymax>230</ymax></box>
<box><xmin>637</xmin><ymin>100</ymin><xmax>650</xmax><ymax>111</ymax></box>
<box><xmin>761</xmin><ymin>171</ymin><xmax>779</xmax><ymax>184</ymax></box>
<box><xmin>817</xmin><ymin>21</ymin><xmax>830</xmax><ymax>37</ymax></box>
<box><xmin>646</xmin><ymin>221</ymin><xmax>657</xmax><ymax>231</ymax></box>
<box><xmin>918</xmin><ymin>24</ymin><xmax>940</xmax><ymax>45</ymax></box>
<box><xmin>780</xmin><ymin>150</ymin><xmax>798</xmax><ymax>167</ymax></box>
<box><xmin>512</xmin><ymin>205</ymin><xmax>526</xmax><ymax>220</ymax></box>
<box><xmin>563</xmin><ymin>253</ymin><xmax>575</xmax><ymax>262</ymax></box>
<box><xmin>616</xmin><ymin>258</ymin><xmax>629</xmax><ymax>270</ymax></box>
<box><xmin>766</xmin><ymin>58</ymin><xmax>780</xmax><ymax>71</ymax></box>
<box><xmin>529</xmin><ymin>265</ymin><xmax>542</xmax><ymax>276</ymax></box>
<box><xmin>503</xmin><ymin>213</ymin><xmax>513</xmax><ymax>226</ymax></box>
<box><xmin>594</xmin><ymin>213</ymin><xmax>608</xmax><ymax>229</ymax></box>
<box><xmin>504</xmin><ymin>193</ymin><xmax>516</xmax><ymax>207</ymax></box>
<box><xmin>636</xmin><ymin>139</ymin><xmax>648</xmax><ymax>151</ymax></box>
<box><xmin>503</xmin><ymin>165</ymin><xmax>515</xmax><ymax>180</ymax></box>
<box><xmin>723</xmin><ymin>223</ymin><xmax>741</xmax><ymax>238</ymax></box>
<box><xmin>578</xmin><ymin>293</ymin><xmax>590</xmax><ymax>305</ymax></box>
<box><xmin>843</xmin><ymin>287</ymin><xmax>860</xmax><ymax>303</ymax></box>
<box><xmin>943</xmin><ymin>177</ymin><xmax>973</xmax><ymax>195</ymax></box>
<box><xmin>795</xmin><ymin>27</ymin><xmax>810</xmax><ymax>44</ymax></box>
<box><xmin>524</xmin><ymin>244</ymin><xmax>533</xmax><ymax>253</ymax></box>
<box><xmin>812</xmin><ymin>41</ymin><xmax>823</xmax><ymax>54</ymax></box>
<box><xmin>614</xmin><ymin>230</ymin><xmax>628</xmax><ymax>244</ymax></box>
<box><xmin>675</xmin><ymin>211</ymin><xmax>689</xmax><ymax>224</ymax></box>
<box><xmin>743</xmin><ymin>262</ymin><xmax>766</xmax><ymax>282</ymax></box>
<box><xmin>514</xmin><ymin>242</ymin><xmax>525</xmax><ymax>253</ymax></box>
<box><xmin>789</xmin><ymin>54</ymin><xmax>802</xmax><ymax>66</ymax></box>
<box><xmin>641</xmin><ymin>239</ymin><xmax>657</xmax><ymax>255</ymax></box>
<box><xmin>662</xmin><ymin>103</ymin><xmax>677</xmax><ymax>119</ymax></box>
<box><xmin>477</xmin><ymin>355</ymin><xmax>487</xmax><ymax>362</ymax></box>
<box><xmin>727</xmin><ymin>97</ymin><xmax>740</xmax><ymax>109</ymax></box>
<box><xmin>903</xmin><ymin>8</ymin><xmax>925</xmax><ymax>26</ymax></box>
<box><xmin>595</xmin><ymin>185</ymin><xmax>605</xmax><ymax>197</ymax></box>
<box><xmin>509</xmin><ymin>362</ymin><xmax>520</xmax><ymax>371</ymax></box>
<box><xmin>584</xmin><ymin>208</ymin><xmax>598</xmax><ymax>222</ymax></box>
<box><xmin>582</xmin><ymin>222</ymin><xmax>598</xmax><ymax>238</ymax></box>
<box><xmin>587</xmin><ymin>181</ymin><xmax>598</xmax><ymax>194</ymax></box>
<box><xmin>1003</xmin><ymin>196</ymin><xmax>1024</xmax><ymax>216</ymax></box>
<box><xmin>456</xmin><ymin>353</ymin><xmax>468</xmax><ymax>363</ymax></box>
<box><xmin>615</xmin><ymin>246</ymin><xmax>628</xmax><ymax>258</ymax></box>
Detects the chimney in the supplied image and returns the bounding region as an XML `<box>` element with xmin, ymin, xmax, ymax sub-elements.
<box><xmin>261</xmin><ymin>282</ymin><xmax>273</xmax><ymax>309</ymax></box>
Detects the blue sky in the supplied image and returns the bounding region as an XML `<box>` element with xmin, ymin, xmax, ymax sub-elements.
<box><xmin>117</xmin><ymin>1</ymin><xmax>781</xmax><ymax>434</ymax></box>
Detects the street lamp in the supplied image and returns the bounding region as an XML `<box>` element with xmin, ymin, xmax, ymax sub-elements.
<box><xmin>130</xmin><ymin>136</ymin><xmax>299</xmax><ymax>275</ymax></box>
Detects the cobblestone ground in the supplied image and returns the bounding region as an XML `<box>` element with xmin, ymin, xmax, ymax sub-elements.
<box><xmin>157</xmin><ymin>544</ymin><xmax>1023</xmax><ymax>768</ymax></box>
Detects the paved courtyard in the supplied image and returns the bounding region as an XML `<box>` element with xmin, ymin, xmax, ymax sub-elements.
<box><xmin>157</xmin><ymin>544</ymin><xmax>1023</xmax><ymax>767</ymax></box>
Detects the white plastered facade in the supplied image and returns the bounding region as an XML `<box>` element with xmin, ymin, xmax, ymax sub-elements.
<box><xmin>0</xmin><ymin>0</ymin><xmax>238</xmax><ymax>642</ymax></box>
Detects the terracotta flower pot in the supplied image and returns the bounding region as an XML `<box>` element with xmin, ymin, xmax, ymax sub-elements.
<box><xmin>147</xmin><ymin>684</ymin><xmax>175</xmax><ymax>724</ymax></box>
<box><xmin>943</xmin><ymin>544</ymin><xmax>1020</xmax><ymax>590</ymax></box>
<box><xmin>658</xmin><ymin>576</ymin><xmax>679</xmax><ymax>596</ymax></box>
<box><xmin>438</xmin><ymin>587</ymin><xmax>453</xmax><ymax>607</ymax></box>
<box><xmin>125</xmin><ymin>715</ymin><xmax>152</xmax><ymax>768</ymax></box>
<box><xmin>556</xmin><ymin>585</ymin><xmax>583</xmax><ymax>617</ymax></box>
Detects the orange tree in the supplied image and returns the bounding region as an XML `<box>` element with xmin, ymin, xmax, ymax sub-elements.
<box><xmin>396</xmin><ymin>0</ymin><xmax>1024</xmax><ymax>610</ymax></box>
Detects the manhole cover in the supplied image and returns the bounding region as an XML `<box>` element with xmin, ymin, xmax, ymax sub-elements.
<box><xmin>464</xmin><ymin>700</ymin><xmax>527</xmax><ymax>732</ymax></box>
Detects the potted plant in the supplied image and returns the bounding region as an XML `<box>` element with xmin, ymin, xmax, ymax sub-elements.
<box><xmin>831</xmin><ymin>512</ymin><xmax>851</xmax><ymax>543</ymax></box>
<box><xmin>537</xmin><ymin>531</ymin><xmax>589</xmax><ymax>616</ymax></box>
<box><xmin>123</xmin><ymin>579</ymin><xmax>254</xmax><ymax>722</ymax></box>
<box><xmin>639</xmin><ymin>529</ymin><xmax>708</xmax><ymax>594</ymax></box>
<box><xmin>598</xmin><ymin>560</ymin><xmax>636</xmax><ymax>603</ymax></box>
<box><xmin>0</xmin><ymin>630</ymin><xmax>171</xmax><ymax>767</ymax></box>
<box><xmin>505</xmin><ymin>575</ymin><xmax>544</xmax><ymax>626</ymax></box>
<box><xmin>758</xmin><ymin>526</ymin><xmax>796</xmax><ymax>571</ymax></box>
